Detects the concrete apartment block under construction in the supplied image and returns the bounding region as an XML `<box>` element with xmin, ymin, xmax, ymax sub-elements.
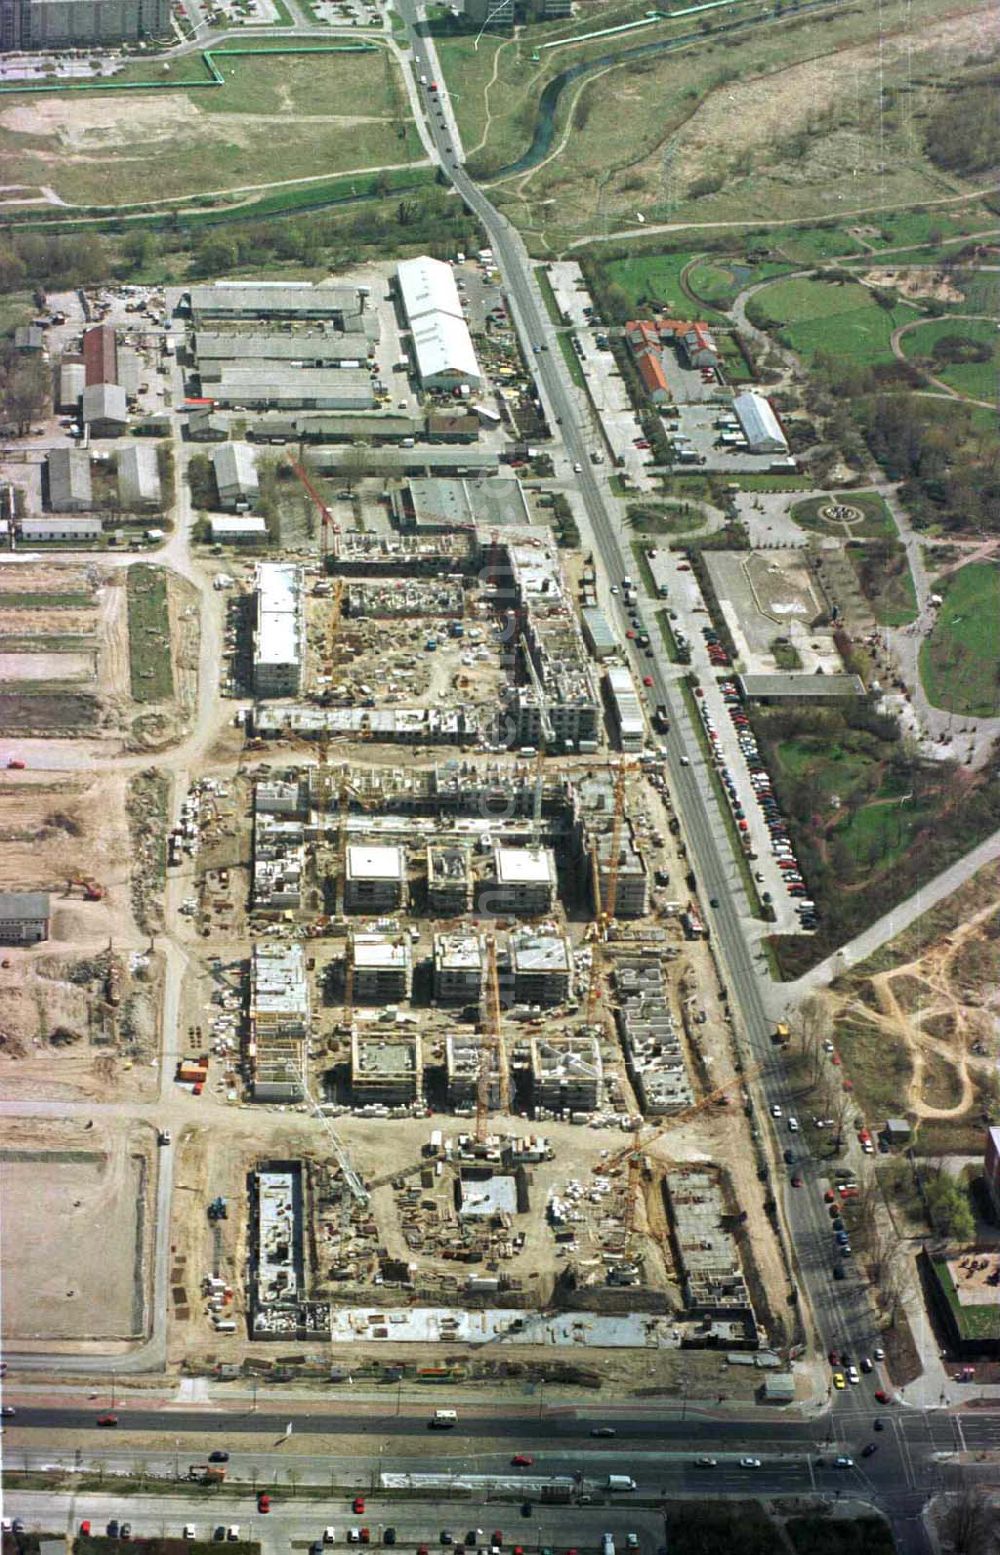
<box><xmin>591</xmin><ymin>820</ymin><xmax>649</xmax><ymax>919</ymax></box>
<box><xmin>345</xmin><ymin>579</ymin><xmax>465</xmax><ymax>619</ymax></box>
<box><xmin>446</xmin><ymin>1033</ymin><xmax>500</xmax><ymax>1111</ymax></box>
<box><xmin>486</xmin><ymin>845</ymin><xmax>557</xmax><ymax>917</ymax></box>
<box><xmin>350</xmin><ymin>932</ymin><xmax>413</xmax><ymax>1004</ymax></box>
<box><xmin>350</xmin><ymin>1028</ymin><xmax>422</xmax><ymax>1105</ymax></box>
<box><xmin>489</xmin><ymin>535</ymin><xmax>600</xmax><ymax>753</ymax></box>
<box><xmin>508</xmin><ymin>929</ymin><xmax>573</xmax><ymax>1006</ymax></box>
<box><xmin>253</xmin><ymin>813</ymin><xmax>305</xmax><ymax>912</ymax></box>
<box><xmin>433</xmin><ymin>932</ymin><xmax>484</xmax><ymax>1005</ymax></box>
<box><xmin>328</xmin><ymin>529</ymin><xmax>475</xmax><ymax>576</ymax></box>
<box><xmin>614</xmin><ymin>958</ymin><xmax>693</xmax><ymax>1115</ymax></box>
<box><xmin>252</xmin><ymin>562</ymin><xmax>303</xmax><ymax>698</ymax></box>
<box><xmin>344</xmin><ymin>843</ymin><xmax>406</xmax><ymax>914</ymax></box>
<box><xmin>530</xmin><ymin>1034</ymin><xmax>602</xmax><ymax>1113</ymax></box>
<box><xmin>663</xmin><ymin>1167</ymin><xmax>755</xmax><ymax>1329</ymax></box>
<box><xmin>427</xmin><ymin>843</ymin><xmax>474</xmax><ymax>915</ymax></box>
<box><xmin>248</xmin><ymin>943</ymin><xmax>309</xmax><ymax>1102</ymax></box>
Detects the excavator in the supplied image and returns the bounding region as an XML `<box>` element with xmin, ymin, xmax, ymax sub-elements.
<box><xmin>64</xmin><ymin>876</ymin><xmax>105</xmax><ymax>901</ymax></box>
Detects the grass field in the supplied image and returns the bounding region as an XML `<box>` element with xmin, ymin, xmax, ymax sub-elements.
<box><xmin>604</xmin><ymin>251</ymin><xmax>730</xmax><ymax>322</ymax></box>
<box><xmin>685</xmin><ymin>256</ymin><xmax>794</xmax><ymax>310</ymax></box>
<box><xmin>483</xmin><ymin>0</ymin><xmax>995</xmax><ymax>249</ymax></box>
<box><xmin>790</xmin><ymin>492</ymin><xmax>896</xmax><ymax>540</ymax></box>
<box><xmin>748</xmin><ymin>275</ymin><xmax>916</xmax><ymax>367</ymax></box>
<box><xmin>898</xmin><ymin>316</ymin><xmax>1000</xmax><ymax>402</ymax></box>
<box><xmin>126</xmin><ymin>566</ymin><xmax>174</xmax><ymax>704</ymax></box>
<box><xmin>0</xmin><ymin>48</ymin><xmax>421</xmax><ymax>208</ymax></box>
<box><xmin>919</xmin><ymin>562</ymin><xmax>1000</xmax><ymax>718</ymax></box>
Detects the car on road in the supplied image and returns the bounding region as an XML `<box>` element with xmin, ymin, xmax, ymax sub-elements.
<box><xmin>80</xmin><ymin>1525</ymin><xmax>91</xmax><ymax>1538</ymax></box>
<box><xmin>213</xmin><ymin>1530</ymin><xmax>226</xmax><ymax>1543</ymax></box>
<box><xmin>873</xmin><ymin>1418</ymin><xmax>885</xmax><ymax>1431</ymax></box>
<box><xmin>96</xmin><ymin>1414</ymin><xmax>118</xmax><ymax>1427</ymax></box>
<box><xmin>834</xmin><ymin>1456</ymin><xmax>854</xmax><ymax>1469</ymax></box>
<box><xmin>873</xmin><ymin>1346</ymin><xmax>885</xmax><ymax>1361</ymax></box>
<box><xmin>833</xmin><ymin>1265</ymin><xmax>846</xmax><ymax>1280</ymax></box>
<box><xmin>783</xmin><ymin>1149</ymin><xmax>795</xmax><ymax>1165</ymax></box>
<box><xmin>257</xmin><ymin>1495</ymin><xmax>271</xmax><ymax>1515</ymax></box>
<box><xmin>120</xmin><ymin>1525</ymin><xmax>132</xmax><ymax>1540</ymax></box>
<box><xmin>770</xmin><ymin>1104</ymin><xmax>782</xmax><ymax>1118</ymax></box>
<box><xmin>353</xmin><ymin>1500</ymin><xmax>366</xmax><ymax>1516</ymax></box>
<box><xmin>209</xmin><ymin>1451</ymin><xmax>229</xmax><ymax>1463</ymax></box>
<box><xmin>573</xmin><ymin>462</ymin><xmax>582</xmax><ymax>473</ymax></box>
<box><xmin>184</xmin><ymin>1527</ymin><xmax>196</xmax><ymax>1540</ymax></box>
<box><xmin>695</xmin><ymin>1456</ymin><xmax>718</xmax><ymax>1468</ymax></box>
<box><xmin>709</xmin><ymin>897</ymin><xmax>719</xmax><ymax>908</ymax></box>
<box><xmin>875</xmin><ymin>1388</ymin><xmax>891</xmax><ymax>1404</ymax></box>
<box><xmin>626</xmin><ymin>1538</ymin><xmax>639</xmax><ymax>1550</ymax></box>
<box><xmin>0</xmin><ymin>1407</ymin><xmax>14</xmax><ymax>1418</ymax></box>
<box><xmin>862</xmin><ymin>1443</ymin><xmax>878</xmax><ymax>1458</ymax></box>
<box><xmin>591</xmin><ymin>1426</ymin><xmax>616</xmax><ymax>1437</ymax></box>
<box><xmin>787</xmin><ymin>1117</ymin><xmax>799</xmax><ymax>1132</ymax></box>
<box><xmin>226</xmin><ymin>1530</ymin><xmax>240</xmax><ymax>1543</ymax></box>
<box><xmin>847</xmin><ymin>1365</ymin><xmax>860</xmax><ymax>1384</ymax></box>
<box><xmin>108</xmin><ymin>1523</ymin><xmax>120</xmax><ymax>1539</ymax></box>
<box><xmin>861</xmin><ymin>1356</ymin><xmax>873</xmax><ymax>1373</ymax></box>
<box><xmin>832</xmin><ymin>1372</ymin><xmax>846</xmax><ymax>1390</ymax></box>
<box><xmin>643</xmin><ymin>676</ymin><xmax>654</xmax><ymax>687</ymax></box>
<box><xmin>384</xmin><ymin>1532</ymin><xmax>396</xmax><ymax>1546</ymax></box>
<box><xmin>511</xmin><ymin>1454</ymin><xmax>533</xmax><ymax>1467</ymax></box>
<box><xmin>740</xmin><ymin>1457</ymin><xmax>761</xmax><ymax>1470</ymax></box>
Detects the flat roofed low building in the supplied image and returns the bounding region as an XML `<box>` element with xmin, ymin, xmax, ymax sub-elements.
<box><xmin>58</xmin><ymin>360</ymin><xmax>85</xmax><ymax>413</ymax></box>
<box><xmin>350</xmin><ymin>931</ymin><xmax>413</xmax><ymax>1004</ymax></box>
<box><xmin>252</xmin><ymin>561</ymin><xmax>302</xmax><ymax>698</ymax></box>
<box><xmin>433</xmin><ymin>931</ymin><xmax>484</xmax><ymax>1005</ymax></box>
<box><xmin>605</xmin><ymin>663</ymin><xmax>646</xmax><ymax>753</ymax></box>
<box><xmin>213</xmin><ymin>441</ymin><xmax>259</xmax><ymax>511</ymax></box>
<box><xmin>0</xmin><ymin>890</ymin><xmax>50</xmax><ymax>945</ymax></box>
<box><xmin>397</xmin><ymin>255</ymin><xmax>482</xmax><ymax>391</ymax></box>
<box><xmin>344</xmin><ymin>843</ymin><xmax>406</xmax><ymax>914</ymax></box>
<box><xmin>733</xmin><ymin>391</ymin><xmax>788</xmax><ymax>455</ymax></box>
<box><xmin>21</xmin><ymin>515</ymin><xmax>103</xmax><ymax>543</ymax></box>
<box><xmin>195</xmin><ymin>331</ymin><xmax>371</xmax><ymax>370</ymax></box>
<box><xmin>210</xmin><ymin>515</ymin><xmax>268</xmax><ymax>545</ymax></box>
<box><xmin>117</xmin><ymin>443</ymin><xmax>161</xmax><ymax>510</ymax></box>
<box><xmin>82</xmin><ymin>382</ymin><xmax>127</xmax><ymax>438</ymax></box>
<box><xmin>351</xmin><ymin>1028</ymin><xmax>421</xmax><ymax>1105</ymax></box>
<box><xmin>213</xmin><ymin>367</ymin><xmax>375</xmax><ymax>412</ymax></box>
<box><xmin>738</xmin><ymin>673</ymin><xmax>865</xmax><ymax>701</ymax></box>
<box><xmin>46</xmin><ymin>447</ymin><xmax>92</xmax><ymax>513</ymax></box>
<box><xmin>581</xmin><ymin>607</ymin><xmax>617</xmax><ymax>661</ymax></box>
<box><xmin>186</xmin><ymin>283</ymin><xmax>377</xmax><ymax>335</ymax></box>
<box><xmin>395</xmin><ymin>475</ymin><xmax>528</xmax><ymax>534</ymax></box>
<box><xmin>488</xmin><ymin>845</ymin><xmax>557</xmax><ymax>917</ymax></box>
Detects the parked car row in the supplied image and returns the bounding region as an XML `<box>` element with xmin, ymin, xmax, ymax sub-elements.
<box><xmin>700</xmin><ymin>624</ymin><xmax>730</xmax><ymax>669</ymax></box>
<box><xmin>718</xmin><ymin>681</ymin><xmax>817</xmax><ymax>929</ymax></box>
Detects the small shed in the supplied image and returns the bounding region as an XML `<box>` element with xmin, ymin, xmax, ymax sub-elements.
<box><xmin>760</xmin><ymin>1372</ymin><xmax>796</xmax><ymax>1404</ymax></box>
<box><xmin>883</xmin><ymin>1117</ymin><xmax>912</xmax><ymax>1146</ymax></box>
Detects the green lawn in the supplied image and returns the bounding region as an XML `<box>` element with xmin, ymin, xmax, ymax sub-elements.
<box><xmin>898</xmin><ymin>316</ymin><xmax>1000</xmax><ymax>402</ymax></box>
<box><xmin>790</xmin><ymin>492</ymin><xmax>896</xmax><ymax>540</ymax></box>
<box><xmin>603</xmin><ymin>251</ymin><xmax>730</xmax><ymax>323</ymax></box>
<box><xmin>0</xmin><ymin>48</ymin><xmax>420</xmax><ymax>208</ymax></box>
<box><xmin>0</xmin><ymin>591</ymin><xmax>92</xmax><ymax>608</ymax></box>
<box><xmin>749</xmin><ymin>276</ymin><xmax>916</xmax><ymax>367</ymax></box>
<box><xmin>919</xmin><ymin>562</ymin><xmax>1000</xmax><ymax>718</ymax></box>
<box><xmin>126</xmin><ymin>565</ymin><xmax>174</xmax><ymax>704</ymax></box>
<box><xmin>931</xmin><ymin>1259</ymin><xmax>1000</xmax><ymax>1340</ymax></box>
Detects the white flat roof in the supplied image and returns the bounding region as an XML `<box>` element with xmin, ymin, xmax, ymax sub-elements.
<box><xmin>495</xmin><ymin>846</ymin><xmax>555</xmax><ymax>886</ymax></box>
<box><xmin>346</xmin><ymin>844</ymin><xmax>405</xmax><ymax>881</ymax></box>
<box><xmin>353</xmin><ymin>933</ymin><xmax>410</xmax><ymax>968</ymax></box>
<box><xmin>397</xmin><ymin>255</ymin><xmax>463</xmax><ymax>324</ymax></box>
<box><xmin>255</xmin><ymin>562</ymin><xmax>301</xmax><ymax>666</ymax></box>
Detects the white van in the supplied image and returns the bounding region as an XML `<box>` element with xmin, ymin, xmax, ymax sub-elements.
<box><xmin>606</xmin><ymin>1474</ymin><xmax>636</xmax><ymax>1490</ymax></box>
<box><xmin>429</xmin><ymin>1409</ymin><xmax>457</xmax><ymax>1428</ymax></box>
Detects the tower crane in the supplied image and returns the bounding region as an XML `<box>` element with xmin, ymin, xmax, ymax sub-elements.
<box><xmin>602</xmin><ymin>1061</ymin><xmax>765</xmax><ymax>1246</ymax></box>
<box><xmin>477</xmin><ymin>933</ymin><xmax>508</xmax><ymax>1140</ymax></box>
<box><xmin>287</xmin><ymin>450</ymin><xmax>337</xmax><ymax>557</ymax></box>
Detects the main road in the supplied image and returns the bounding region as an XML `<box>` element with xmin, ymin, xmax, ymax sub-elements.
<box><xmin>397</xmin><ymin>0</ymin><xmax>879</xmax><ymax>1405</ymax></box>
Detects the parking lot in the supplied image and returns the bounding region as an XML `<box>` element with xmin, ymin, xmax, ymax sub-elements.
<box><xmin>702</xmin><ymin>550</ymin><xmax>842</xmax><ymax>675</ymax></box>
<box><xmin>647</xmin><ymin>548</ymin><xmax>811</xmax><ymax>936</ymax></box>
<box><xmin>670</xmin><ymin>404</ymin><xmax>782</xmax><ymax>474</ymax></box>
<box><xmin>546</xmin><ymin>262</ymin><xmax>654</xmax><ymax>492</ymax></box>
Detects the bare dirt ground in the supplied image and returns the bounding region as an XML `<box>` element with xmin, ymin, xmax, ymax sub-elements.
<box><xmin>0</xmin><ymin>1115</ymin><xmax>153</xmax><ymax>1346</ymax></box>
<box><xmin>0</xmin><ymin>947</ymin><xmax>163</xmax><ymax>1102</ymax></box>
<box><xmin>664</xmin><ymin>7</ymin><xmax>1000</xmax><ymax>194</ymax></box>
<box><xmin>828</xmin><ymin>861</ymin><xmax>1000</xmax><ymax>1124</ymax></box>
<box><xmin>864</xmin><ymin>268</ymin><xmax>967</xmax><ymax>304</ymax></box>
<box><xmin>0</xmin><ymin>651</ymin><xmax>95</xmax><ymax>681</ymax></box>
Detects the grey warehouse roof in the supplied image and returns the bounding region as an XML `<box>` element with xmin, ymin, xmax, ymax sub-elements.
<box><xmin>0</xmin><ymin>890</ymin><xmax>49</xmax><ymax>919</ymax></box>
<box><xmin>738</xmin><ymin>673</ymin><xmax>865</xmax><ymax>699</ymax></box>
